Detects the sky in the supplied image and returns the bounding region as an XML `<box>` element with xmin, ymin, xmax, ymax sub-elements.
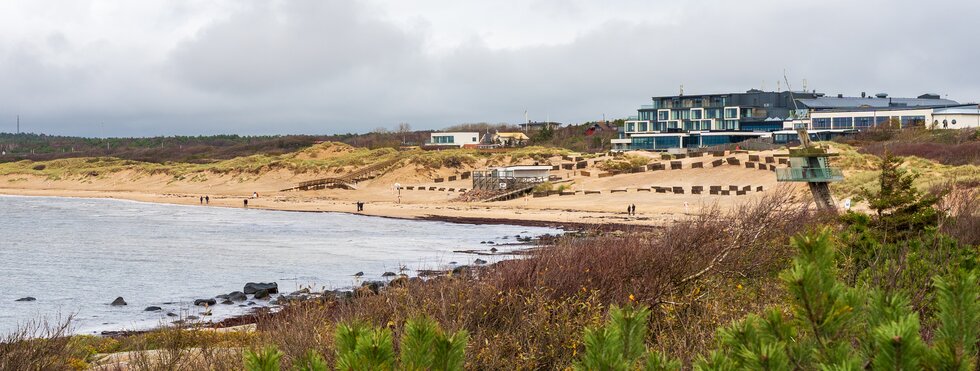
<box><xmin>0</xmin><ymin>0</ymin><xmax>978</xmax><ymax>137</ymax></box>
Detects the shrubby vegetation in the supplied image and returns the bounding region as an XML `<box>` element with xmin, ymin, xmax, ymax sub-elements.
<box><xmin>2</xmin><ymin>151</ymin><xmax>977</xmax><ymax>369</ymax></box>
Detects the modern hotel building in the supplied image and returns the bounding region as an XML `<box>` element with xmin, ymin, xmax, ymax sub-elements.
<box><xmin>614</xmin><ymin>90</ymin><xmax>965</xmax><ymax>151</ymax></box>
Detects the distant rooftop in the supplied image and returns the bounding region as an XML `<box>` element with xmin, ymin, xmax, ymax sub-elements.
<box><xmin>797</xmin><ymin>96</ymin><xmax>959</xmax><ymax>109</ymax></box>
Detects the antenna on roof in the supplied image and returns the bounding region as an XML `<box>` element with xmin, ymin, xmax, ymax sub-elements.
<box><xmin>16</xmin><ymin>115</ymin><xmax>19</xmax><ymax>134</ymax></box>
<box><xmin>777</xmin><ymin>80</ymin><xmax>781</xmax><ymax>92</ymax></box>
<box><xmin>679</xmin><ymin>84</ymin><xmax>684</xmax><ymax>96</ymax></box>
<box><xmin>802</xmin><ymin>79</ymin><xmax>808</xmax><ymax>92</ymax></box>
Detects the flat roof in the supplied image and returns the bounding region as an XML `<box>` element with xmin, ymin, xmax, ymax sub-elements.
<box><xmin>771</xmin><ymin>129</ymin><xmax>857</xmax><ymax>134</ymax></box>
<box><xmin>934</xmin><ymin>106</ymin><xmax>980</xmax><ymax>115</ymax></box>
<box><xmin>494</xmin><ymin>165</ymin><xmax>552</xmax><ymax>171</ymax></box>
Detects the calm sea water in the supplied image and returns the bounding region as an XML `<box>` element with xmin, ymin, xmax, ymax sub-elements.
<box><xmin>0</xmin><ymin>195</ymin><xmax>559</xmax><ymax>335</ymax></box>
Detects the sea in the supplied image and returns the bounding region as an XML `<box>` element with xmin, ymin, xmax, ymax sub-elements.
<box><xmin>0</xmin><ymin>195</ymin><xmax>560</xmax><ymax>335</ymax></box>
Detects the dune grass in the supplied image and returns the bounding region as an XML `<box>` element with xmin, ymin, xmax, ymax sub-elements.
<box><xmin>827</xmin><ymin>142</ymin><xmax>980</xmax><ymax>198</ymax></box>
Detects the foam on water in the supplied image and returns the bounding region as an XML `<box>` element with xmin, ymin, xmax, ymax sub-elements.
<box><xmin>0</xmin><ymin>195</ymin><xmax>560</xmax><ymax>335</ymax></box>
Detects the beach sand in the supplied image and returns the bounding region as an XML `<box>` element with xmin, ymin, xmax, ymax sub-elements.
<box><xmin>0</xmin><ymin>150</ymin><xmax>806</xmax><ymax>228</ymax></box>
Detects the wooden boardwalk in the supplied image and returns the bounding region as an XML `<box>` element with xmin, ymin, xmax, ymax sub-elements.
<box><xmin>281</xmin><ymin>158</ymin><xmax>402</xmax><ymax>191</ymax></box>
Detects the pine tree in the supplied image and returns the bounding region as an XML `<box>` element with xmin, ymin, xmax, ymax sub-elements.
<box><xmin>575</xmin><ymin>304</ymin><xmax>681</xmax><ymax>370</ymax></box>
<box><xmin>857</xmin><ymin>153</ymin><xmax>940</xmax><ymax>239</ymax></box>
<box><xmin>243</xmin><ymin>346</ymin><xmax>283</xmax><ymax>371</ymax></box>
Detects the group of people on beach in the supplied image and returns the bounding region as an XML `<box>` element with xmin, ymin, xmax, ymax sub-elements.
<box><xmin>198</xmin><ymin>195</ymin><xmax>210</xmax><ymax>205</ymax></box>
<box><xmin>626</xmin><ymin>203</ymin><xmax>637</xmax><ymax>216</ymax></box>
<box><xmin>355</xmin><ymin>201</ymin><xmax>365</xmax><ymax>212</ymax></box>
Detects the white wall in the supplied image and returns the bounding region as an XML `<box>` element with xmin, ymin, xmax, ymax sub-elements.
<box><xmin>429</xmin><ymin>132</ymin><xmax>480</xmax><ymax>146</ymax></box>
<box><xmin>933</xmin><ymin>113</ymin><xmax>980</xmax><ymax>129</ymax></box>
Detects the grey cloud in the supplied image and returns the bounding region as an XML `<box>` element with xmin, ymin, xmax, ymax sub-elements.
<box><xmin>0</xmin><ymin>0</ymin><xmax>978</xmax><ymax>136</ymax></box>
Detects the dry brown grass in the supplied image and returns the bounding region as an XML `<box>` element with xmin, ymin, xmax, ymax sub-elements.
<box><xmin>937</xmin><ymin>183</ymin><xmax>980</xmax><ymax>246</ymax></box>
<box><xmin>0</xmin><ymin>316</ymin><xmax>77</xmax><ymax>370</ymax></box>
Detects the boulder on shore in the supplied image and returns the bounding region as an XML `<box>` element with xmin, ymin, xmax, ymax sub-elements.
<box><xmin>144</xmin><ymin>306</ymin><xmax>162</xmax><ymax>312</ymax></box>
<box><xmin>227</xmin><ymin>291</ymin><xmax>248</xmax><ymax>302</ymax></box>
<box><xmin>194</xmin><ymin>298</ymin><xmax>217</xmax><ymax>306</ymax></box>
<box><xmin>111</xmin><ymin>297</ymin><xmax>127</xmax><ymax>306</ymax></box>
<box><xmin>382</xmin><ymin>272</ymin><xmax>396</xmax><ymax>277</ymax></box>
<box><xmin>15</xmin><ymin>297</ymin><xmax>36</xmax><ymax>302</ymax></box>
<box><xmin>221</xmin><ymin>299</ymin><xmax>234</xmax><ymax>305</ymax></box>
<box><xmin>244</xmin><ymin>282</ymin><xmax>278</xmax><ymax>295</ymax></box>
<box><xmin>253</xmin><ymin>289</ymin><xmax>271</xmax><ymax>299</ymax></box>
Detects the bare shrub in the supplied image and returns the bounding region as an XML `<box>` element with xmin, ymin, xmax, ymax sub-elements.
<box><xmin>0</xmin><ymin>315</ymin><xmax>76</xmax><ymax>370</ymax></box>
<box><xmin>936</xmin><ymin>184</ymin><xmax>980</xmax><ymax>246</ymax></box>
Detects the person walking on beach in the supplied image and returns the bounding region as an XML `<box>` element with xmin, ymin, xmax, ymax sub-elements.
<box><xmin>199</xmin><ymin>196</ymin><xmax>203</xmax><ymax>205</ymax></box>
<box><xmin>631</xmin><ymin>204</ymin><xmax>636</xmax><ymax>216</ymax></box>
<box><xmin>626</xmin><ymin>205</ymin><xmax>631</xmax><ymax>216</ymax></box>
<box><xmin>205</xmin><ymin>195</ymin><xmax>209</xmax><ymax>204</ymax></box>
<box><xmin>243</xmin><ymin>199</ymin><xmax>248</xmax><ymax>208</ymax></box>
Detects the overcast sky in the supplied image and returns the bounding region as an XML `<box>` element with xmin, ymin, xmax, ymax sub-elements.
<box><xmin>0</xmin><ymin>0</ymin><xmax>978</xmax><ymax>137</ymax></box>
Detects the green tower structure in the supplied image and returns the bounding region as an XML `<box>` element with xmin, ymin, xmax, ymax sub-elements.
<box><xmin>775</xmin><ymin>123</ymin><xmax>844</xmax><ymax>211</ymax></box>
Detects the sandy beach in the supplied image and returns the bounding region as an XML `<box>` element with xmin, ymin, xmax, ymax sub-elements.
<box><xmin>0</xmin><ymin>149</ymin><xmax>803</xmax><ymax>229</ymax></box>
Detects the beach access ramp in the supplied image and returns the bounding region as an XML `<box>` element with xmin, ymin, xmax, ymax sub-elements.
<box><xmin>281</xmin><ymin>157</ymin><xmax>402</xmax><ymax>191</ymax></box>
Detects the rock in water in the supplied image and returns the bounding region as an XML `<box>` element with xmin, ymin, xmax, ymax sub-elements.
<box><xmin>353</xmin><ymin>272</ymin><xmax>364</xmax><ymax>277</ymax></box>
<box><xmin>474</xmin><ymin>258</ymin><xmax>488</xmax><ymax>265</ymax></box>
<box><xmin>194</xmin><ymin>298</ymin><xmax>217</xmax><ymax>306</ymax></box>
<box><xmin>111</xmin><ymin>297</ymin><xmax>127</xmax><ymax>306</ymax></box>
<box><xmin>243</xmin><ymin>282</ymin><xmax>278</xmax><ymax>295</ymax></box>
<box><xmin>382</xmin><ymin>272</ymin><xmax>396</xmax><ymax>277</ymax></box>
<box><xmin>144</xmin><ymin>306</ymin><xmax>162</xmax><ymax>312</ymax></box>
<box><xmin>15</xmin><ymin>297</ymin><xmax>36</xmax><ymax>302</ymax></box>
<box><xmin>254</xmin><ymin>289</ymin><xmax>271</xmax><ymax>299</ymax></box>
<box><xmin>221</xmin><ymin>299</ymin><xmax>234</xmax><ymax>305</ymax></box>
<box><xmin>227</xmin><ymin>291</ymin><xmax>248</xmax><ymax>302</ymax></box>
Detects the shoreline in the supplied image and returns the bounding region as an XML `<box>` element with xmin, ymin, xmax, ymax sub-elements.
<box><xmin>0</xmin><ymin>187</ymin><xmax>667</xmax><ymax>230</ymax></box>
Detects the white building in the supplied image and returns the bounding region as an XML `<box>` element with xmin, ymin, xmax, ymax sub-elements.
<box><xmin>427</xmin><ymin>132</ymin><xmax>480</xmax><ymax>148</ymax></box>
<box><xmin>932</xmin><ymin>106</ymin><xmax>980</xmax><ymax>129</ymax></box>
<box><xmin>489</xmin><ymin>165</ymin><xmax>552</xmax><ymax>180</ymax></box>
<box><xmin>805</xmin><ymin>104</ymin><xmax>980</xmax><ymax>131</ymax></box>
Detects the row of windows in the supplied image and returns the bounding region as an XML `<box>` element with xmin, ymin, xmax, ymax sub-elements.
<box><xmin>644</xmin><ymin>108</ymin><xmax>734</xmax><ymax>122</ymax></box>
<box><xmin>812</xmin><ymin>115</ymin><xmax>927</xmax><ymax>129</ymax></box>
<box><xmin>631</xmin><ymin>134</ymin><xmax>767</xmax><ymax>150</ymax></box>
<box><xmin>630</xmin><ymin>136</ymin><xmax>682</xmax><ymax>150</ymax></box>
<box><xmin>432</xmin><ymin>136</ymin><xmax>455</xmax><ymax>144</ymax></box>
<box><xmin>653</xmin><ymin>97</ymin><xmax>729</xmax><ymax>109</ymax></box>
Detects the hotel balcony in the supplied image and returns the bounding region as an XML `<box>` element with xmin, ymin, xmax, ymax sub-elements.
<box><xmin>775</xmin><ymin>167</ymin><xmax>844</xmax><ymax>182</ymax></box>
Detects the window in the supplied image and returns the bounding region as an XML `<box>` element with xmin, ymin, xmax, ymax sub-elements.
<box><xmin>724</xmin><ymin>107</ymin><xmax>739</xmax><ymax>119</ymax></box>
<box><xmin>631</xmin><ymin>137</ymin><xmax>655</xmax><ymax>150</ymax></box>
<box><xmin>812</xmin><ymin>118</ymin><xmax>832</xmax><ymax>129</ymax></box>
<box><xmin>832</xmin><ymin>117</ymin><xmax>853</xmax><ymax>129</ymax></box>
<box><xmin>638</xmin><ymin>122</ymin><xmax>648</xmax><ymax>132</ymax></box>
<box><xmin>900</xmin><ymin>115</ymin><xmax>926</xmax><ymax>128</ymax></box>
<box><xmin>433</xmin><ymin>136</ymin><xmax>454</xmax><ymax>144</ymax></box>
<box><xmin>691</xmin><ymin>109</ymin><xmax>703</xmax><ymax>120</ymax></box>
<box><xmin>654</xmin><ymin>136</ymin><xmax>681</xmax><ymax>149</ymax></box>
<box><xmin>472</xmin><ymin>137</ymin><xmax>477</xmax><ymax>142</ymax></box>
<box><xmin>657</xmin><ymin>110</ymin><xmax>669</xmax><ymax>121</ymax></box>
<box><xmin>626</xmin><ymin>122</ymin><xmax>636</xmax><ymax>132</ymax></box>
<box><xmin>875</xmin><ymin>116</ymin><xmax>891</xmax><ymax>127</ymax></box>
<box><xmin>854</xmin><ymin>117</ymin><xmax>873</xmax><ymax>128</ymax></box>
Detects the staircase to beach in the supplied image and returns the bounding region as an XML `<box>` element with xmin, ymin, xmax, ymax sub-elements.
<box><xmin>280</xmin><ymin>157</ymin><xmax>402</xmax><ymax>191</ymax></box>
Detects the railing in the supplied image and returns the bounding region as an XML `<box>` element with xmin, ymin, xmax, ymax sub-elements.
<box><xmin>775</xmin><ymin>167</ymin><xmax>844</xmax><ymax>182</ymax></box>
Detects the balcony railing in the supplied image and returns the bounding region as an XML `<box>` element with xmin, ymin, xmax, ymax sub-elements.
<box><xmin>775</xmin><ymin>167</ymin><xmax>844</xmax><ymax>182</ymax></box>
